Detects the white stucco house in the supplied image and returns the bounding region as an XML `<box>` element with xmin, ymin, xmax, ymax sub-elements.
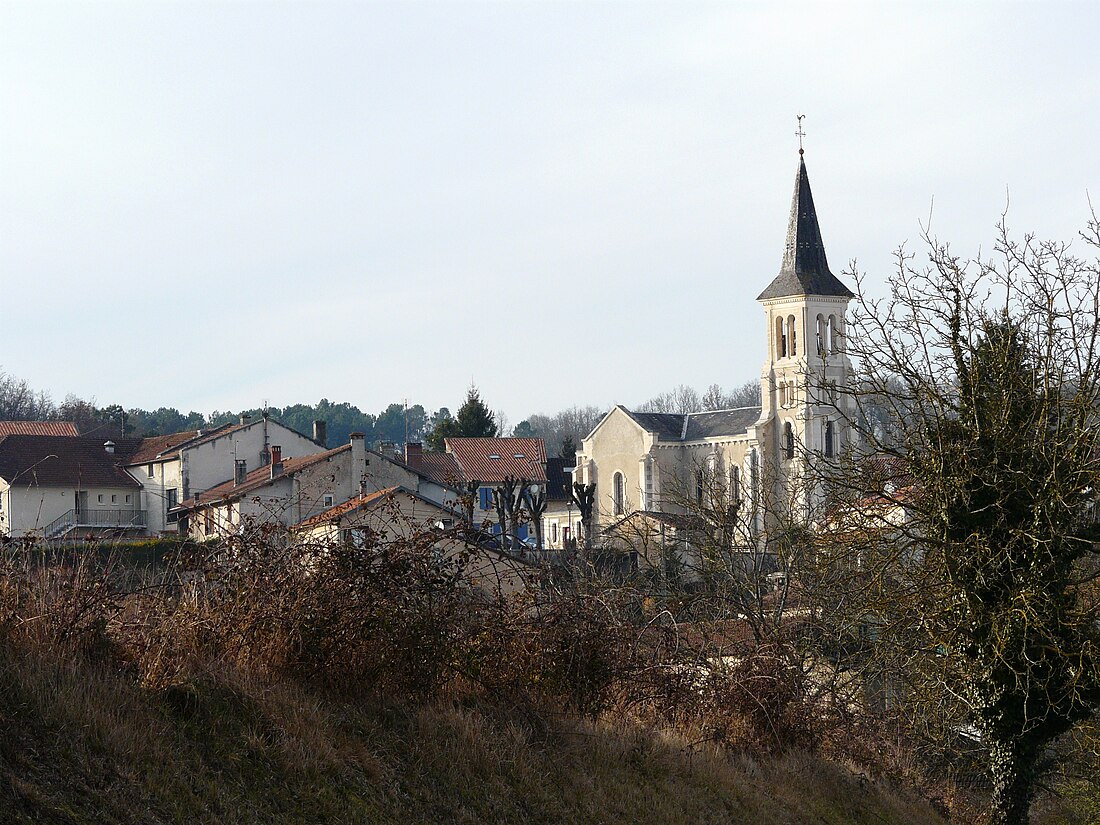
<box><xmin>174</xmin><ymin>433</ymin><xmax>461</xmax><ymax>540</ymax></box>
<box><xmin>0</xmin><ymin>435</ymin><xmax>146</xmax><ymax>540</ymax></box>
<box><xmin>123</xmin><ymin>414</ymin><xmax>328</xmax><ymax>535</ymax></box>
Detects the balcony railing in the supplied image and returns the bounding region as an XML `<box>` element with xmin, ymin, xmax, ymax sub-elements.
<box><xmin>43</xmin><ymin>508</ymin><xmax>148</xmax><ymax>540</ymax></box>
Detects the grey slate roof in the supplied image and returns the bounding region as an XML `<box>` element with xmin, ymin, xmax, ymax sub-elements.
<box><xmin>622</xmin><ymin>411</ymin><xmax>686</xmax><ymax>441</ymax></box>
<box><xmin>623</xmin><ymin>406</ymin><xmax>761</xmax><ymax>442</ymax></box>
<box><xmin>683</xmin><ymin>407</ymin><xmax>762</xmax><ymax>440</ymax></box>
<box><xmin>757</xmin><ymin>156</ymin><xmax>855</xmax><ymax>301</ymax></box>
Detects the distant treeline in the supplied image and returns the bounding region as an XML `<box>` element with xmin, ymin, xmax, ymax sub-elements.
<box><xmin>0</xmin><ymin>367</ymin><xmax>763</xmax><ymax>457</ymax></box>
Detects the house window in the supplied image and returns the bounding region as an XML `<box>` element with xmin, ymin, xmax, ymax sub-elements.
<box><xmin>166</xmin><ymin>488</ymin><xmax>178</xmax><ymax>510</ymax></box>
<box><xmin>478</xmin><ymin>487</ymin><xmax>492</xmax><ymax>510</ymax></box>
<box><xmin>147</xmin><ymin>464</ymin><xmax>154</xmax><ymax>478</ymax></box>
<box><xmin>125</xmin><ymin>494</ymin><xmax>131</xmax><ymax>504</ymax></box>
<box><xmin>98</xmin><ymin>494</ymin><xmax>104</xmax><ymax>504</ymax></box>
<box><xmin>784</xmin><ymin>422</ymin><xmax>795</xmax><ymax>460</ymax></box>
<box><xmin>612</xmin><ymin>472</ymin><xmax>625</xmax><ymax>516</ymax></box>
<box><xmin>324</xmin><ymin>495</ymin><xmax>334</xmax><ymax>507</ymax></box>
<box><xmin>111</xmin><ymin>494</ymin><xmax>117</xmax><ymax>503</ymax></box>
<box><xmin>550</xmin><ymin>522</ymin><xmax>558</xmax><ymax>545</ymax></box>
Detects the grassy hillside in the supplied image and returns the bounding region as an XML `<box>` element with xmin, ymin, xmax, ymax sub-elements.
<box><xmin>0</xmin><ymin>653</ymin><xmax>947</xmax><ymax>825</ymax></box>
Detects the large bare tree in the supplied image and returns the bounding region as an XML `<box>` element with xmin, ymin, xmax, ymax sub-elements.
<box><xmin>831</xmin><ymin>219</ymin><xmax>1100</xmax><ymax>825</ymax></box>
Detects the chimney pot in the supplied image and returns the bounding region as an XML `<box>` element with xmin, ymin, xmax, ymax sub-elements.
<box><xmin>104</xmin><ymin>441</ymin><xmax>116</xmax><ymax>454</ymax></box>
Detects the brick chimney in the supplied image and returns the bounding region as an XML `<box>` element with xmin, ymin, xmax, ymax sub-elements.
<box><xmin>269</xmin><ymin>445</ymin><xmax>283</xmax><ymax>479</ymax></box>
<box><xmin>405</xmin><ymin>442</ymin><xmax>422</xmax><ymax>466</ymax></box>
<box><xmin>234</xmin><ymin>460</ymin><xmax>248</xmax><ymax>486</ymax></box>
<box><xmin>313</xmin><ymin>420</ymin><xmax>327</xmax><ymax>448</ymax></box>
<box><xmin>350</xmin><ymin>433</ymin><xmax>366</xmax><ymax>491</ymax></box>
<box><xmin>240</xmin><ymin>413</ymin><xmax>251</xmax><ymax>426</ymax></box>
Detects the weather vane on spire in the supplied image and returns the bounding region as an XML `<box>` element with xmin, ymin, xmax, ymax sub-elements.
<box><xmin>796</xmin><ymin>114</ymin><xmax>806</xmax><ymax>155</ymax></box>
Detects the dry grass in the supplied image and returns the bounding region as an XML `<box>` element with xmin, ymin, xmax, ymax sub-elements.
<box><xmin>0</xmin><ymin>647</ymin><xmax>947</xmax><ymax>825</ymax></box>
<box><xmin>0</xmin><ymin>540</ymin><xmax>995</xmax><ymax>823</ymax></box>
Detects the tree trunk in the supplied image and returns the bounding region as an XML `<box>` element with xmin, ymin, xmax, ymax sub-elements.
<box><xmin>987</xmin><ymin>738</ymin><xmax>1038</xmax><ymax>825</ymax></box>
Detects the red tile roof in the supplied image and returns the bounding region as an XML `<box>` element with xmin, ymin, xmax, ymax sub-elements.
<box><xmin>406</xmin><ymin>451</ymin><xmax>464</xmax><ymax>486</ymax></box>
<box><xmin>0</xmin><ymin>436</ymin><xmax>142</xmax><ymax>488</ymax></box>
<box><xmin>293</xmin><ymin>486</ymin><xmax>401</xmax><ymax>529</ymax></box>
<box><xmin>0</xmin><ymin>421</ymin><xmax>79</xmax><ymax>437</ymax></box>
<box><xmin>177</xmin><ymin>444</ymin><xmax>351</xmax><ymax>509</ymax></box>
<box><xmin>126</xmin><ymin>429</ymin><xmax>206</xmax><ymax>464</ymax></box>
<box><xmin>445</xmin><ymin>437</ymin><xmax>547</xmax><ymax>485</ymax></box>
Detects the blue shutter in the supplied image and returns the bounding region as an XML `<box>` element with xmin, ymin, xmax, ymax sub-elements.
<box><xmin>479</xmin><ymin>487</ymin><xmax>491</xmax><ymax>510</ymax></box>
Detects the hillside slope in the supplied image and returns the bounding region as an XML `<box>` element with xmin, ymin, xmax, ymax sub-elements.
<box><xmin>0</xmin><ymin>654</ymin><xmax>946</xmax><ymax>825</ymax></box>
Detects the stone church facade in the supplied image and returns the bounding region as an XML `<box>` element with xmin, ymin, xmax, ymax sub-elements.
<box><xmin>574</xmin><ymin>152</ymin><xmax>856</xmax><ymax>545</ymax></box>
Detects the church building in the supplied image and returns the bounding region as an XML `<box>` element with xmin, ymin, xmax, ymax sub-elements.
<box><xmin>574</xmin><ymin>151</ymin><xmax>857</xmax><ymax>546</ymax></box>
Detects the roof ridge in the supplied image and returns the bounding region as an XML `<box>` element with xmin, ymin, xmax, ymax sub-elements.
<box><xmin>687</xmin><ymin>404</ymin><xmax>763</xmax><ymax>416</ymax></box>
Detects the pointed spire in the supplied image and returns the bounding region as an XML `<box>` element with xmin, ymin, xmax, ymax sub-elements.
<box><xmin>757</xmin><ymin>155</ymin><xmax>854</xmax><ymax>301</ymax></box>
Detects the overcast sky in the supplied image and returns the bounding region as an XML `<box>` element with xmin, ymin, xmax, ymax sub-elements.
<box><xmin>2</xmin><ymin>1</ymin><xmax>1099</xmax><ymax>426</ymax></box>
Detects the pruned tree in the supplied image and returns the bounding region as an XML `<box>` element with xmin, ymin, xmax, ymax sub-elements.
<box><xmin>831</xmin><ymin>219</ymin><xmax>1100</xmax><ymax>825</ymax></box>
<box><xmin>570</xmin><ymin>482</ymin><xmax>596</xmax><ymax>553</ymax></box>
<box><xmin>523</xmin><ymin>482</ymin><xmax>547</xmax><ymax>550</ymax></box>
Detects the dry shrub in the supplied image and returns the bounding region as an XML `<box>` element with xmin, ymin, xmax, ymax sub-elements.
<box><xmin>124</xmin><ymin>523</ymin><xmax>470</xmax><ymax>701</ymax></box>
<box><xmin>462</xmin><ymin>588</ymin><xmax>647</xmax><ymax>718</ymax></box>
<box><xmin>0</xmin><ymin>549</ymin><xmax>125</xmax><ymax>660</ymax></box>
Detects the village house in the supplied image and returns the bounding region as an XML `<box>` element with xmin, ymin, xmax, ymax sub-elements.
<box><xmin>0</xmin><ymin>421</ymin><xmax>80</xmax><ymax>437</ymax></box>
<box><xmin>541</xmin><ymin>456</ymin><xmax>580</xmax><ymax>550</ymax></box>
<box><xmin>175</xmin><ymin>433</ymin><xmax>460</xmax><ymax>540</ymax></box>
<box><xmin>443</xmin><ymin>437</ymin><xmax>548</xmax><ymax>541</ymax></box>
<box><xmin>0</xmin><ymin>435</ymin><xmax>145</xmax><ymax>540</ymax></box>
<box><xmin>292</xmin><ymin>486</ymin><xmax>532</xmax><ymax>598</ymax></box>
<box><xmin>123</xmin><ymin>414</ymin><xmax>328</xmax><ymax>535</ymax></box>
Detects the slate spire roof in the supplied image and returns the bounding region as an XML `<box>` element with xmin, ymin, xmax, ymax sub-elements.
<box><xmin>756</xmin><ymin>154</ymin><xmax>855</xmax><ymax>301</ymax></box>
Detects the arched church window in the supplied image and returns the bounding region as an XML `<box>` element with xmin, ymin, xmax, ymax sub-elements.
<box><xmin>788</xmin><ymin>314</ymin><xmax>797</xmax><ymax>357</ymax></box>
<box><xmin>612</xmin><ymin>472</ymin><xmax>625</xmax><ymax>516</ymax></box>
<box><xmin>695</xmin><ymin>469</ymin><xmax>705</xmax><ymax>503</ymax></box>
<box><xmin>816</xmin><ymin>314</ymin><xmax>827</xmax><ymax>355</ymax></box>
<box><xmin>775</xmin><ymin>316</ymin><xmax>787</xmax><ymax>358</ymax></box>
<box><xmin>783</xmin><ymin>421</ymin><xmax>795</xmax><ymax>460</ymax></box>
<box><xmin>824</xmin><ymin>420</ymin><xmax>835</xmax><ymax>458</ymax></box>
<box><xmin>827</xmin><ymin>315</ymin><xmax>838</xmax><ymax>354</ymax></box>
<box><xmin>730</xmin><ymin>466</ymin><xmax>741</xmax><ymax>503</ymax></box>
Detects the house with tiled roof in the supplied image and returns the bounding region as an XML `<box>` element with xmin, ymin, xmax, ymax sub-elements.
<box><xmin>123</xmin><ymin>414</ymin><xmax>327</xmax><ymax>534</ymax></box>
<box><xmin>443</xmin><ymin>437</ymin><xmax>548</xmax><ymax>539</ymax></box>
<box><xmin>173</xmin><ymin>434</ymin><xmax>461</xmax><ymax>540</ymax></box>
<box><xmin>0</xmin><ymin>421</ymin><xmax>80</xmax><ymax>437</ymax></box>
<box><xmin>0</xmin><ymin>435</ymin><xmax>146</xmax><ymax>539</ymax></box>
<box><xmin>292</xmin><ymin>486</ymin><xmax>532</xmax><ymax>598</ymax></box>
<box><xmin>575</xmin><ymin>151</ymin><xmax>857</xmax><ymax>553</ymax></box>
<box><xmin>541</xmin><ymin>456</ymin><xmax>580</xmax><ymax>550</ymax></box>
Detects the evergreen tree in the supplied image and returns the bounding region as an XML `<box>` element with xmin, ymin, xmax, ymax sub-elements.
<box><xmin>454</xmin><ymin>386</ymin><xmax>497</xmax><ymax>438</ymax></box>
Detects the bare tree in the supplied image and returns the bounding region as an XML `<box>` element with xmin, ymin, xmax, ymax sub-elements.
<box><xmin>827</xmin><ymin>219</ymin><xmax>1100</xmax><ymax>825</ymax></box>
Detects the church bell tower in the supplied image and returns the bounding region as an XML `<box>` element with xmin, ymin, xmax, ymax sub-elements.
<box><xmin>756</xmin><ymin>149</ymin><xmax>856</xmax><ymax>519</ymax></box>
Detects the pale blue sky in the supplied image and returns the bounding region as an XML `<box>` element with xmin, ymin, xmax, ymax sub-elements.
<box><xmin>2</xmin><ymin>1</ymin><xmax>1098</xmax><ymax>424</ymax></box>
